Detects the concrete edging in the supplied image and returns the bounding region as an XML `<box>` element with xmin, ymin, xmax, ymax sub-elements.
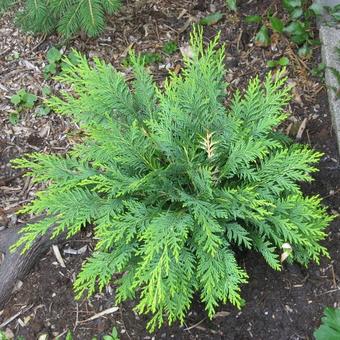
<box><xmin>319</xmin><ymin>25</ymin><xmax>340</xmax><ymax>154</ymax></box>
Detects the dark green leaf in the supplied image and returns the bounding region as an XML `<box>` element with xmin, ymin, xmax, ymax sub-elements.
<box><xmin>330</xmin><ymin>6</ymin><xmax>340</xmax><ymax>21</ymax></box>
<box><xmin>162</xmin><ymin>41</ymin><xmax>178</xmax><ymax>55</ymax></box>
<box><xmin>245</xmin><ymin>15</ymin><xmax>262</xmax><ymax>24</ymax></box>
<box><xmin>270</xmin><ymin>16</ymin><xmax>284</xmax><ymax>33</ymax></box>
<box><xmin>10</xmin><ymin>94</ymin><xmax>22</xmax><ymax>105</ymax></box>
<box><xmin>226</xmin><ymin>0</ymin><xmax>237</xmax><ymax>12</ymax></box>
<box><xmin>199</xmin><ymin>12</ymin><xmax>224</xmax><ymax>26</ymax></box>
<box><xmin>68</xmin><ymin>51</ymin><xmax>81</xmax><ymax>64</ymax></box>
<box><xmin>267</xmin><ymin>57</ymin><xmax>289</xmax><ymax>68</ymax></box>
<box><xmin>141</xmin><ymin>52</ymin><xmax>162</xmax><ymax>66</ymax></box>
<box><xmin>291</xmin><ymin>8</ymin><xmax>304</xmax><ymax>19</ymax></box>
<box><xmin>282</xmin><ymin>0</ymin><xmax>302</xmax><ymax>11</ymax></box>
<box><xmin>66</xmin><ymin>330</ymin><xmax>73</xmax><ymax>340</ymax></box>
<box><xmin>67</xmin><ymin>50</ymin><xmax>81</xmax><ymax>65</ymax></box>
<box><xmin>311</xmin><ymin>63</ymin><xmax>326</xmax><ymax>77</ymax></box>
<box><xmin>17</xmin><ymin>89</ymin><xmax>27</xmax><ymax>97</ymax></box>
<box><xmin>47</xmin><ymin>47</ymin><xmax>62</xmax><ymax>63</ymax></box>
<box><xmin>298</xmin><ymin>44</ymin><xmax>312</xmax><ymax>58</ymax></box>
<box><xmin>255</xmin><ymin>25</ymin><xmax>271</xmax><ymax>47</ymax></box>
<box><xmin>310</xmin><ymin>39</ymin><xmax>321</xmax><ymax>46</ymax></box>
<box><xmin>9</xmin><ymin>112</ymin><xmax>19</xmax><ymax>124</ymax></box>
<box><xmin>61</xmin><ymin>51</ymin><xmax>81</xmax><ymax>73</ymax></box>
<box><xmin>36</xmin><ymin>106</ymin><xmax>51</xmax><ymax>116</ymax></box>
<box><xmin>42</xmin><ymin>86</ymin><xmax>52</xmax><ymax>96</ymax></box>
<box><xmin>267</xmin><ymin>60</ymin><xmax>278</xmax><ymax>68</ymax></box>
<box><xmin>278</xmin><ymin>56</ymin><xmax>289</xmax><ymax>66</ymax></box>
<box><xmin>111</xmin><ymin>327</ymin><xmax>119</xmax><ymax>337</ymax></box>
<box><xmin>24</xmin><ymin>93</ymin><xmax>37</xmax><ymax>108</ymax></box>
<box><xmin>309</xmin><ymin>3</ymin><xmax>324</xmax><ymax>16</ymax></box>
<box><xmin>44</xmin><ymin>63</ymin><xmax>57</xmax><ymax>77</ymax></box>
<box><xmin>314</xmin><ymin>308</ymin><xmax>340</xmax><ymax>340</ymax></box>
<box><xmin>291</xmin><ymin>32</ymin><xmax>309</xmax><ymax>45</ymax></box>
<box><xmin>284</xmin><ymin>21</ymin><xmax>304</xmax><ymax>35</ymax></box>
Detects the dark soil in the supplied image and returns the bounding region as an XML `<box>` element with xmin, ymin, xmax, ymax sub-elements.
<box><xmin>0</xmin><ymin>0</ymin><xmax>339</xmax><ymax>339</ymax></box>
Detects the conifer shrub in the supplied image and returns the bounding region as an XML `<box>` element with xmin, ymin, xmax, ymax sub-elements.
<box><xmin>0</xmin><ymin>0</ymin><xmax>121</xmax><ymax>38</ymax></box>
<box><xmin>12</xmin><ymin>28</ymin><xmax>333</xmax><ymax>331</ymax></box>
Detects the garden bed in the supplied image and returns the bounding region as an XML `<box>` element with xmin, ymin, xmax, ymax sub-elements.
<box><xmin>0</xmin><ymin>0</ymin><xmax>339</xmax><ymax>339</ymax></box>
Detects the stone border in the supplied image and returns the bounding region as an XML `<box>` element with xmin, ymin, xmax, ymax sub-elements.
<box><xmin>319</xmin><ymin>25</ymin><xmax>340</xmax><ymax>154</ymax></box>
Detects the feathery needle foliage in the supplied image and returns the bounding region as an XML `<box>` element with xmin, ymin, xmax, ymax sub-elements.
<box><xmin>11</xmin><ymin>27</ymin><xmax>333</xmax><ymax>331</ymax></box>
<box><xmin>0</xmin><ymin>0</ymin><xmax>121</xmax><ymax>38</ymax></box>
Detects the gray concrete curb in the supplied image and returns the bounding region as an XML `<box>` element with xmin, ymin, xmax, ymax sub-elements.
<box><xmin>319</xmin><ymin>25</ymin><xmax>340</xmax><ymax>154</ymax></box>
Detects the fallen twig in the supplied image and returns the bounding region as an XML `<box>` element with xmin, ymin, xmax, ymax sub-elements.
<box><xmin>184</xmin><ymin>317</ymin><xmax>207</xmax><ymax>331</ymax></box>
<box><xmin>0</xmin><ymin>305</ymin><xmax>33</xmax><ymax>329</ymax></box>
<box><xmin>52</xmin><ymin>245</ymin><xmax>66</xmax><ymax>268</ymax></box>
<box><xmin>78</xmin><ymin>306</ymin><xmax>119</xmax><ymax>324</ymax></box>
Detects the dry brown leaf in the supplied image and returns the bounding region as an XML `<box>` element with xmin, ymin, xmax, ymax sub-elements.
<box><xmin>214</xmin><ymin>311</ymin><xmax>231</xmax><ymax>318</ymax></box>
<box><xmin>52</xmin><ymin>245</ymin><xmax>66</xmax><ymax>268</ymax></box>
<box><xmin>296</xmin><ymin>118</ymin><xmax>308</xmax><ymax>140</ymax></box>
<box><xmin>281</xmin><ymin>243</ymin><xmax>292</xmax><ymax>263</ymax></box>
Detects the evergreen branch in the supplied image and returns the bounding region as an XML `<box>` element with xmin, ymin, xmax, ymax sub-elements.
<box><xmin>1</xmin><ymin>0</ymin><xmax>121</xmax><ymax>38</ymax></box>
<box><xmin>12</xmin><ymin>28</ymin><xmax>332</xmax><ymax>331</ymax></box>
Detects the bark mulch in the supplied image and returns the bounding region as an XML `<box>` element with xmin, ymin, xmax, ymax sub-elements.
<box><xmin>0</xmin><ymin>0</ymin><xmax>339</xmax><ymax>339</ymax></box>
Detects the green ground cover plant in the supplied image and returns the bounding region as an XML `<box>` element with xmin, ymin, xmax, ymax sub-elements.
<box><xmin>43</xmin><ymin>46</ymin><xmax>63</xmax><ymax>79</ymax></box>
<box><xmin>226</xmin><ymin>0</ymin><xmax>237</xmax><ymax>12</ymax></box>
<box><xmin>0</xmin><ymin>0</ymin><xmax>121</xmax><ymax>38</ymax></box>
<box><xmin>43</xmin><ymin>47</ymin><xmax>80</xmax><ymax>79</ymax></box>
<box><xmin>246</xmin><ymin>0</ymin><xmax>322</xmax><ymax>56</ymax></box>
<box><xmin>267</xmin><ymin>56</ymin><xmax>290</xmax><ymax>69</ymax></box>
<box><xmin>9</xmin><ymin>88</ymin><xmax>37</xmax><ymax>123</ymax></box>
<box><xmin>10</xmin><ymin>89</ymin><xmax>37</xmax><ymax>110</ymax></box>
<box><xmin>314</xmin><ymin>307</ymin><xmax>340</xmax><ymax>340</ymax></box>
<box><xmin>162</xmin><ymin>41</ymin><xmax>178</xmax><ymax>55</ymax></box>
<box><xmin>9</xmin><ymin>84</ymin><xmax>55</xmax><ymax>121</ymax></box>
<box><xmin>11</xmin><ymin>27</ymin><xmax>333</xmax><ymax>331</ymax></box>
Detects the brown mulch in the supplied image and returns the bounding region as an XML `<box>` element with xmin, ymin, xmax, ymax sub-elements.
<box><xmin>0</xmin><ymin>0</ymin><xmax>339</xmax><ymax>339</ymax></box>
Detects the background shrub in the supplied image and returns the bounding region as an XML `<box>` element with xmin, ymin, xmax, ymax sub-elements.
<box><xmin>0</xmin><ymin>0</ymin><xmax>121</xmax><ymax>38</ymax></box>
<box><xmin>12</xmin><ymin>27</ymin><xmax>333</xmax><ymax>331</ymax></box>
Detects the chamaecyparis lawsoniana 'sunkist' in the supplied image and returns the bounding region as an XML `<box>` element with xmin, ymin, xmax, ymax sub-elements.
<box><xmin>12</xmin><ymin>27</ymin><xmax>333</xmax><ymax>331</ymax></box>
